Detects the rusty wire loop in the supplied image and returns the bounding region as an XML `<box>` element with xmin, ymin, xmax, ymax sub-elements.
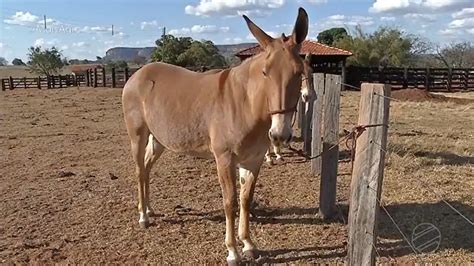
<box><xmin>289</xmin><ymin>124</ymin><xmax>388</xmax><ymax>167</ymax></box>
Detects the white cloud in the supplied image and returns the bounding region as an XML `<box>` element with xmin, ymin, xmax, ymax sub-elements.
<box><xmin>185</xmin><ymin>0</ymin><xmax>284</xmax><ymax>17</ymax></box>
<box><xmin>33</xmin><ymin>38</ymin><xmax>58</xmax><ymax>47</ymax></box>
<box><xmin>448</xmin><ymin>17</ymin><xmax>474</xmax><ymax>29</ymax></box>
<box><xmin>369</xmin><ymin>0</ymin><xmax>411</xmax><ymax>13</ymax></box>
<box><xmin>323</xmin><ymin>14</ymin><xmax>374</xmax><ymax>28</ymax></box>
<box><xmin>369</xmin><ymin>0</ymin><xmax>472</xmax><ymax>14</ymax></box>
<box><xmin>72</xmin><ymin>42</ymin><xmax>89</xmax><ymax>47</ymax></box>
<box><xmin>140</xmin><ymin>20</ymin><xmax>159</xmax><ymax>30</ymax></box>
<box><xmin>34</xmin><ymin>38</ymin><xmax>45</xmax><ymax>47</ymax></box>
<box><xmin>246</xmin><ymin>31</ymin><xmax>279</xmax><ymax>41</ymax></box>
<box><xmin>403</xmin><ymin>13</ymin><xmax>437</xmax><ymax>22</ymax></box>
<box><xmin>380</xmin><ymin>16</ymin><xmax>396</xmax><ymax>21</ymax></box>
<box><xmin>4</xmin><ymin>11</ymin><xmax>39</xmax><ymax>26</ymax></box>
<box><xmin>304</xmin><ymin>0</ymin><xmax>328</xmax><ymax>4</ymax></box>
<box><xmin>169</xmin><ymin>24</ymin><xmax>230</xmax><ymax>35</ymax></box>
<box><xmin>223</xmin><ymin>37</ymin><xmax>244</xmax><ymax>44</ymax></box>
<box><xmin>452</xmin><ymin>8</ymin><xmax>474</xmax><ymax>19</ymax></box>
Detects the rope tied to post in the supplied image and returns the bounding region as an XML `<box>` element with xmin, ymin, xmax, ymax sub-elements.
<box><xmin>288</xmin><ymin>123</ymin><xmax>387</xmax><ymax>172</ymax></box>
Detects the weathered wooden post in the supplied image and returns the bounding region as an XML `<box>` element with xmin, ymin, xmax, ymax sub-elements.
<box><xmin>58</xmin><ymin>75</ymin><xmax>63</xmax><ymax>88</ymax></box>
<box><xmin>297</xmin><ymin>100</ymin><xmax>305</xmax><ymax>133</ymax></box>
<box><xmin>9</xmin><ymin>76</ymin><xmax>14</xmax><ymax>90</ymax></box>
<box><xmin>124</xmin><ymin>67</ymin><xmax>130</xmax><ymax>82</ymax></box>
<box><xmin>447</xmin><ymin>68</ymin><xmax>452</xmax><ymax>92</ymax></box>
<box><xmin>319</xmin><ymin>74</ymin><xmax>341</xmax><ymax>219</ymax></box>
<box><xmin>102</xmin><ymin>67</ymin><xmax>106</xmax><ymax>87</ymax></box>
<box><xmin>303</xmin><ymin>55</ymin><xmax>314</xmax><ymax>155</ymax></box>
<box><xmin>23</xmin><ymin>77</ymin><xmax>27</xmax><ymax>89</ymax></box>
<box><xmin>403</xmin><ymin>67</ymin><xmax>408</xmax><ymax>89</ymax></box>
<box><xmin>1</xmin><ymin>79</ymin><xmax>6</xmax><ymax>91</ymax></box>
<box><xmin>37</xmin><ymin>77</ymin><xmax>41</xmax><ymax>89</ymax></box>
<box><xmin>348</xmin><ymin>83</ymin><xmax>391</xmax><ymax>266</ymax></box>
<box><xmin>311</xmin><ymin>73</ymin><xmax>324</xmax><ymax>175</ymax></box>
<box><xmin>86</xmin><ymin>70</ymin><xmax>90</xmax><ymax>87</ymax></box>
<box><xmin>425</xmin><ymin>67</ymin><xmax>430</xmax><ymax>91</ymax></box>
<box><xmin>111</xmin><ymin>68</ymin><xmax>116</xmax><ymax>88</ymax></box>
<box><xmin>51</xmin><ymin>75</ymin><xmax>56</xmax><ymax>88</ymax></box>
<box><xmin>93</xmin><ymin>68</ymin><xmax>98</xmax><ymax>87</ymax></box>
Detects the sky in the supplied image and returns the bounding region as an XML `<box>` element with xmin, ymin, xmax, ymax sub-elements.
<box><xmin>0</xmin><ymin>0</ymin><xmax>473</xmax><ymax>62</ymax></box>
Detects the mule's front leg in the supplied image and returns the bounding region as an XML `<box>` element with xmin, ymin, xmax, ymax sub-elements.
<box><xmin>238</xmin><ymin>159</ymin><xmax>263</xmax><ymax>259</ymax></box>
<box><xmin>215</xmin><ymin>152</ymin><xmax>240</xmax><ymax>264</ymax></box>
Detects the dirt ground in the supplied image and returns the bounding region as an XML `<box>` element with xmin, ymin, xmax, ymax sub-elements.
<box><xmin>1</xmin><ymin>87</ymin><xmax>473</xmax><ymax>264</ymax></box>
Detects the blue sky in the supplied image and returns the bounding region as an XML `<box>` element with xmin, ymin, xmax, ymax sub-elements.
<box><xmin>1</xmin><ymin>0</ymin><xmax>473</xmax><ymax>62</ymax></box>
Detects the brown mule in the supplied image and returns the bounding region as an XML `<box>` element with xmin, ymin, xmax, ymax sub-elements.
<box><xmin>122</xmin><ymin>8</ymin><xmax>309</xmax><ymax>264</ymax></box>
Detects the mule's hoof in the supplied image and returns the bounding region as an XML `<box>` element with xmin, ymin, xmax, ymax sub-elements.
<box><xmin>226</xmin><ymin>259</ymin><xmax>239</xmax><ymax>266</ymax></box>
<box><xmin>275</xmin><ymin>157</ymin><xmax>284</xmax><ymax>162</ymax></box>
<box><xmin>139</xmin><ymin>220</ymin><xmax>150</xmax><ymax>229</ymax></box>
<box><xmin>243</xmin><ymin>249</ymin><xmax>260</xmax><ymax>260</ymax></box>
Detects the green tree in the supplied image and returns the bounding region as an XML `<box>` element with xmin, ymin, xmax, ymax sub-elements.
<box><xmin>334</xmin><ymin>26</ymin><xmax>430</xmax><ymax>67</ymax></box>
<box><xmin>0</xmin><ymin>57</ymin><xmax>8</xmax><ymax>66</ymax></box>
<box><xmin>27</xmin><ymin>46</ymin><xmax>64</xmax><ymax>76</ymax></box>
<box><xmin>12</xmin><ymin>58</ymin><xmax>26</xmax><ymax>65</ymax></box>
<box><xmin>152</xmin><ymin>34</ymin><xmax>226</xmax><ymax>69</ymax></box>
<box><xmin>317</xmin><ymin>27</ymin><xmax>348</xmax><ymax>46</ymax></box>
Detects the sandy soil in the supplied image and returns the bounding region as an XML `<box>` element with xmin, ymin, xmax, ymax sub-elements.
<box><xmin>1</xmin><ymin>87</ymin><xmax>473</xmax><ymax>264</ymax></box>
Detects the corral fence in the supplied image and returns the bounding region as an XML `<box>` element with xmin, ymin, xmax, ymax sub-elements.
<box><xmin>1</xmin><ymin>67</ymin><xmax>140</xmax><ymax>91</ymax></box>
<box><xmin>312</xmin><ymin>66</ymin><xmax>474</xmax><ymax>91</ymax></box>
<box><xmin>3</xmin><ymin>66</ymin><xmax>474</xmax><ymax>92</ymax></box>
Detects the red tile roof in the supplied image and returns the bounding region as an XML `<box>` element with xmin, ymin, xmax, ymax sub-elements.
<box><xmin>235</xmin><ymin>40</ymin><xmax>352</xmax><ymax>57</ymax></box>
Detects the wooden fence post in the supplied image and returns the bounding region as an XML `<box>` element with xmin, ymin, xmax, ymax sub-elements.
<box><xmin>111</xmin><ymin>68</ymin><xmax>116</xmax><ymax>88</ymax></box>
<box><xmin>298</xmin><ymin>100</ymin><xmax>305</xmax><ymax>132</ymax></box>
<box><xmin>319</xmin><ymin>74</ymin><xmax>341</xmax><ymax>219</ymax></box>
<box><xmin>303</xmin><ymin>67</ymin><xmax>315</xmax><ymax>155</ymax></box>
<box><xmin>1</xmin><ymin>79</ymin><xmax>6</xmax><ymax>91</ymax></box>
<box><xmin>37</xmin><ymin>76</ymin><xmax>41</xmax><ymax>89</ymax></box>
<box><xmin>102</xmin><ymin>68</ymin><xmax>106</xmax><ymax>87</ymax></box>
<box><xmin>124</xmin><ymin>67</ymin><xmax>129</xmax><ymax>81</ymax></box>
<box><xmin>93</xmin><ymin>68</ymin><xmax>98</xmax><ymax>87</ymax></box>
<box><xmin>425</xmin><ymin>68</ymin><xmax>430</xmax><ymax>91</ymax></box>
<box><xmin>311</xmin><ymin>73</ymin><xmax>324</xmax><ymax>175</ymax></box>
<box><xmin>403</xmin><ymin>67</ymin><xmax>408</xmax><ymax>89</ymax></box>
<box><xmin>447</xmin><ymin>68</ymin><xmax>452</xmax><ymax>92</ymax></box>
<box><xmin>348</xmin><ymin>83</ymin><xmax>391</xmax><ymax>266</ymax></box>
<box><xmin>9</xmin><ymin>76</ymin><xmax>14</xmax><ymax>90</ymax></box>
<box><xmin>58</xmin><ymin>75</ymin><xmax>63</xmax><ymax>88</ymax></box>
<box><xmin>86</xmin><ymin>70</ymin><xmax>90</xmax><ymax>87</ymax></box>
<box><xmin>23</xmin><ymin>77</ymin><xmax>26</xmax><ymax>89</ymax></box>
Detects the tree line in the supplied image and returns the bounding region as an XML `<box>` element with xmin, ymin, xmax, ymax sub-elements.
<box><xmin>1</xmin><ymin>26</ymin><xmax>472</xmax><ymax>77</ymax></box>
<box><xmin>317</xmin><ymin>26</ymin><xmax>473</xmax><ymax>68</ymax></box>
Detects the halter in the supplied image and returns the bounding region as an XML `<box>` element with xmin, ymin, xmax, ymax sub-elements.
<box><xmin>268</xmin><ymin>104</ymin><xmax>298</xmax><ymax>115</ymax></box>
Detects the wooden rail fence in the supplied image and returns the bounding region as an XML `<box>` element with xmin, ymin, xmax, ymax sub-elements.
<box><xmin>311</xmin><ymin>66</ymin><xmax>474</xmax><ymax>91</ymax></box>
<box><xmin>1</xmin><ymin>67</ymin><xmax>140</xmax><ymax>91</ymax></box>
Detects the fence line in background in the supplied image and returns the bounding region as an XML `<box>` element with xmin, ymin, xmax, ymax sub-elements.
<box><xmin>0</xmin><ymin>67</ymin><xmax>140</xmax><ymax>91</ymax></box>
<box><xmin>312</xmin><ymin>66</ymin><xmax>474</xmax><ymax>91</ymax></box>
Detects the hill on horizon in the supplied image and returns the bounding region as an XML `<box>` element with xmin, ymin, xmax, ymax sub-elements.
<box><xmin>102</xmin><ymin>43</ymin><xmax>256</xmax><ymax>63</ymax></box>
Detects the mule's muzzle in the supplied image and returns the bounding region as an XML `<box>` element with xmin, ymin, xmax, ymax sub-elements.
<box><xmin>269</xmin><ymin>130</ymin><xmax>293</xmax><ymax>145</ymax></box>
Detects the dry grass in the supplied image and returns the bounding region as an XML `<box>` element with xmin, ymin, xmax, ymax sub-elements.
<box><xmin>340</xmin><ymin>91</ymin><xmax>473</xmax><ymax>263</ymax></box>
<box><xmin>0</xmin><ymin>87</ymin><xmax>472</xmax><ymax>264</ymax></box>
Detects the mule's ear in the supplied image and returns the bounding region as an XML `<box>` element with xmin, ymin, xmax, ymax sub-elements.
<box><xmin>243</xmin><ymin>15</ymin><xmax>273</xmax><ymax>49</ymax></box>
<box><xmin>292</xmin><ymin>7</ymin><xmax>309</xmax><ymax>44</ymax></box>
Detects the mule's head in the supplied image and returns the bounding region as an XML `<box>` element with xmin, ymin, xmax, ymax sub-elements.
<box><xmin>244</xmin><ymin>8</ymin><xmax>309</xmax><ymax>146</ymax></box>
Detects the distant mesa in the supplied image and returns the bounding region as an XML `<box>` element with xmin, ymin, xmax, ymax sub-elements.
<box><xmin>102</xmin><ymin>43</ymin><xmax>256</xmax><ymax>62</ymax></box>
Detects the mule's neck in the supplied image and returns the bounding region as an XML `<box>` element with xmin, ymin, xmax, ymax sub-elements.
<box><xmin>226</xmin><ymin>54</ymin><xmax>270</xmax><ymax>124</ymax></box>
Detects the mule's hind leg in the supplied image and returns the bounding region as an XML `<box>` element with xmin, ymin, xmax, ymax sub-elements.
<box><xmin>143</xmin><ymin>134</ymin><xmax>165</xmax><ymax>216</ymax></box>
<box><xmin>128</xmin><ymin>128</ymin><xmax>151</xmax><ymax>228</ymax></box>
